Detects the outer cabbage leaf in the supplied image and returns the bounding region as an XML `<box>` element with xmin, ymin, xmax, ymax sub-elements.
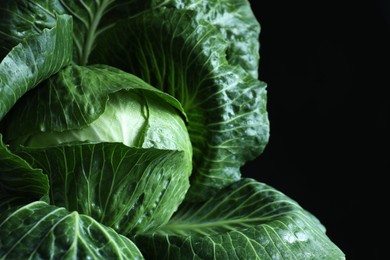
<box><xmin>0</xmin><ymin>14</ymin><xmax>72</xmax><ymax>208</ymax></box>
<box><xmin>90</xmin><ymin>8</ymin><xmax>269</xmax><ymax>201</ymax></box>
<box><xmin>0</xmin><ymin>136</ymin><xmax>49</xmax><ymax>205</ymax></box>
<box><xmin>0</xmin><ymin>140</ymin><xmax>48</xmax><ymax>212</ymax></box>
<box><xmin>0</xmin><ymin>0</ymin><xmax>60</xmax><ymax>59</ymax></box>
<box><xmin>15</xmin><ymin>143</ymin><xmax>189</xmax><ymax>236</ymax></box>
<box><xmin>134</xmin><ymin>178</ymin><xmax>345</xmax><ymax>259</ymax></box>
<box><xmin>0</xmin><ymin>14</ymin><xmax>72</xmax><ymax>120</ymax></box>
<box><xmin>0</xmin><ymin>201</ymin><xmax>143</xmax><ymax>259</ymax></box>
<box><xmin>154</xmin><ymin>0</ymin><xmax>261</xmax><ymax>78</ymax></box>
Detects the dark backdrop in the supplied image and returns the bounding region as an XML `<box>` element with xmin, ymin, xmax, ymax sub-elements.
<box><xmin>242</xmin><ymin>1</ymin><xmax>389</xmax><ymax>259</ymax></box>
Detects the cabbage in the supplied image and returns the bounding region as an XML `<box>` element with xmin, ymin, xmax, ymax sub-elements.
<box><xmin>0</xmin><ymin>1</ymin><xmax>344</xmax><ymax>259</ymax></box>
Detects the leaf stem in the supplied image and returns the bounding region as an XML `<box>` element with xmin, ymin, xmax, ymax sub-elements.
<box><xmin>81</xmin><ymin>0</ymin><xmax>113</xmax><ymax>65</ymax></box>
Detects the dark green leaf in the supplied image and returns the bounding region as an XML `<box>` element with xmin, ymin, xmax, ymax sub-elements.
<box><xmin>0</xmin><ymin>193</ymin><xmax>33</xmax><ymax>213</ymax></box>
<box><xmin>57</xmin><ymin>0</ymin><xmax>164</xmax><ymax>65</ymax></box>
<box><xmin>0</xmin><ymin>14</ymin><xmax>72</xmax><ymax>209</ymax></box>
<box><xmin>0</xmin><ymin>0</ymin><xmax>60</xmax><ymax>58</ymax></box>
<box><xmin>0</xmin><ymin>135</ymin><xmax>49</xmax><ymax>203</ymax></box>
<box><xmin>16</xmin><ymin>143</ymin><xmax>190</xmax><ymax>236</ymax></box>
<box><xmin>134</xmin><ymin>178</ymin><xmax>345</xmax><ymax>259</ymax></box>
<box><xmin>155</xmin><ymin>0</ymin><xmax>261</xmax><ymax>78</ymax></box>
<box><xmin>0</xmin><ymin>14</ymin><xmax>73</xmax><ymax>120</ymax></box>
<box><xmin>0</xmin><ymin>201</ymin><xmax>144</xmax><ymax>259</ymax></box>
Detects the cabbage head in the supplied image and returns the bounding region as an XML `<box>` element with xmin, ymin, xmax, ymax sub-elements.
<box><xmin>0</xmin><ymin>1</ymin><xmax>344</xmax><ymax>259</ymax></box>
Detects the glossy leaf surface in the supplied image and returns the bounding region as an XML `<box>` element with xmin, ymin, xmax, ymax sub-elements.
<box><xmin>0</xmin><ymin>14</ymin><xmax>72</xmax><ymax>120</ymax></box>
<box><xmin>16</xmin><ymin>143</ymin><xmax>189</xmax><ymax>235</ymax></box>
<box><xmin>135</xmin><ymin>178</ymin><xmax>345</xmax><ymax>259</ymax></box>
<box><xmin>0</xmin><ymin>201</ymin><xmax>143</xmax><ymax>259</ymax></box>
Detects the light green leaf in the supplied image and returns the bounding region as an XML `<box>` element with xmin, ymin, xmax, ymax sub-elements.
<box><xmin>134</xmin><ymin>178</ymin><xmax>345</xmax><ymax>259</ymax></box>
<box><xmin>91</xmin><ymin>8</ymin><xmax>269</xmax><ymax>201</ymax></box>
<box><xmin>15</xmin><ymin>143</ymin><xmax>190</xmax><ymax>236</ymax></box>
<box><xmin>0</xmin><ymin>201</ymin><xmax>144</xmax><ymax>259</ymax></box>
<box><xmin>0</xmin><ymin>14</ymin><xmax>73</xmax><ymax>120</ymax></box>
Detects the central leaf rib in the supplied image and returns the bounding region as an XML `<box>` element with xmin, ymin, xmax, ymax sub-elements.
<box><xmin>82</xmin><ymin>0</ymin><xmax>114</xmax><ymax>65</ymax></box>
<box><xmin>157</xmin><ymin>218</ymin><xmax>262</xmax><ymax>236</ymax></box>
<box><xmin>60</xmin><ymin>0</ymin><xmax>115</xmax><ymax>65</ymax></box>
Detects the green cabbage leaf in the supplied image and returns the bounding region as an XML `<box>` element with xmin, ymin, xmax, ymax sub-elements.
<box><xmin>0</xmin><ymin>201</ymin><xmax>143</xmax><ymax>259</ymax></box>
<box><xmin>135</xmin><ymin>178</ymin><xmax>345</xmax><ymax>259</ymax></box>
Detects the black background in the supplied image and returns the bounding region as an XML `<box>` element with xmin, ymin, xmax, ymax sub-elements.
<box><xmin>242</xmin><ymin>1</ymin><xmax>389</xmax><ymax>259</ymax></box>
